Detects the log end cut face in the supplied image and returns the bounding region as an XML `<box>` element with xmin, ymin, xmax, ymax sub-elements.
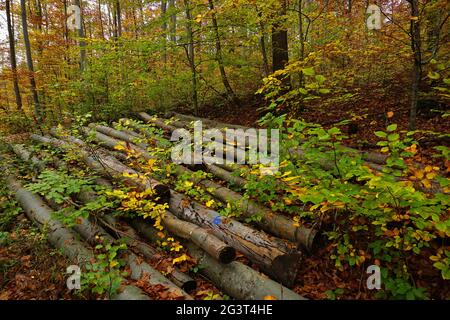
<box><xmin>218</xmin><ymin>246</ymin><xmax>237</xmax><ymax>264</ymax></box>
<box><xmin>271</xmin><ymin>252</ymin><xmax>302</xmax><ymax>288</ymax></box>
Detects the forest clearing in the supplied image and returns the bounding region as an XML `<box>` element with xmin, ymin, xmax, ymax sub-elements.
<box><xmin>0</xmin><ymin>0</ymin><xmax>449</xmax><ymax>304</ymax></box>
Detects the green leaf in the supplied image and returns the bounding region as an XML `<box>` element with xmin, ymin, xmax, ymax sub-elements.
<box><xmin>302</xmin><ymin>67</ymin><xmax>315</xmax><ymax>76</ymax></box>
<box><xmin>315</xmin><ymin>75</ymin><xmax>326</xmax><ymax>84</ymax></box>
<box><xmin>427</xmin><ymin>71</ymin><xmax>440</xmax><ymax>80</ymax></box>
<box><xmin>387</xmin><ymin>124</ymin><xmax>398</xmax><ymax>132</ymax></box>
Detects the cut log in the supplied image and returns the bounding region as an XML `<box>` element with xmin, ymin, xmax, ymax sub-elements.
<box><xmin>167</xmin><ymin>191</ymin><xmax>302</xmax><ymax>287</ymax></box>
<box><xmin>204</xmin><ymin>163</ymin><xmax>246</xmax><ymax>188</ymax></box>
<box><xmin>185</xmin><ymin>243</ymin><xmax>306</xmax><ymax>300</ymax></box>
<box><xmin>4</xmin><ymin>173</ymin><xmax>150</xmax><ymax>300</ymax></box>
<box><xmin>162</xmin><ymin>211</ymin><xmax>236</xmax><ymax>264</ymax></box>
<box><xmin>170</xmin><ymin>112</ymin><xmax>391</xmax><ymax>165</ymax></box>
<box><xmin>130</xmin><ymin>218</ymin><xmax>305</xmax><ymax>299</ymax></box>
<box><xmin>82</xmin><ymin>126</ymin><xmax>152</xmax><ymax>160</ymax></box>
<box><xmin>100</xmin><ymin>215</ymin><xmax>197</xmax><ymax>292</ymax></box>
<box><xmin>31</xmin><ymin>134</ymin><xmax>171</xmax><ymax>202</ymax></box>
<box><xmin>173</xmin><ymin>165</ymin><xmax>317</xmax><ymax>251</ymax></box>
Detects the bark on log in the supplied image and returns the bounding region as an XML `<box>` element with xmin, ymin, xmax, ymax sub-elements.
<box><xmin>31</xmin><ymin>134</ymin><xmax>171</xmax><ymax>202</ymax></box>
<box><xmin>185</xmin><ymin>243</ymin><xmax>306</xmax><ymax>300</ymax></box>
<box><xmin>167</xmin><ymin>191</ymin><xmax>302</xmax><ymax>287</ymax></box>
<box><xmin>82</xmin><ymin>126</ymin><xmax>152</xmax><ymax>160</ymax></box>
<box><xmin>130</xmin><ymin>218</ymin><xmax>305</xmax><ymax>299</ymax></box>
<box><xmin>162</xmin><ymin>211</ymin><xmax>236</xmax><ymax>264</ymax></box>
<box><xmin>170</xmin><ymin>112</ymin><xmax>392</xmax><ymax>165</ymax></box>
<box><xmin>12</xmin><ymin>144</ymin><xmax>45</xmax><ymax>170</ymax></box>
<box><xmin>100</xmin><ymin>215</ymin><xmax>196</xmax><ymax>292</ymax></box>
<box><xmin>173</xmin><ymin>165</ymin><xmax>317</xmax><ymax>251</ymax></box>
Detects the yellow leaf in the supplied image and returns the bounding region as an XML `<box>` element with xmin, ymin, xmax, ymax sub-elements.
<box><xmin>205</xmin><ymin>200</ymin><xmax>215</xmax><ymax>208</ymax></box>
<box><xmin>283</xmin><ymin>176</ymin><xmax>300</xmax><ymax>182</ymax></box>
<box><xmin>172</xmin><ymin>254</ymin><xmax>190</xmax><ymax>265</ymax></box>
<box><xmin>264</xmin><ymin>295</ymin><xmax>277</xmax><ymax>300</ymax></box>
<box><xmin>114</xmin><ymin>144</ymin><xmax>126</xmax><ymax>151</ymax></box>
<box><xmin>110</xmin><ymin>260</ymin><xmax>119</xmax><ymax>268</ymax></box>
<box><xmin>387</xmin><ymin>111</ymin><xmax>394</xmax><ymax>118</ymax></box>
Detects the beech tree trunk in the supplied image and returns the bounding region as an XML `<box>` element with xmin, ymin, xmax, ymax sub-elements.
<box><xmin>408</xmin><ymin>0</ymin><xmax>422</xmax><ymax>130</ymax></box>
<box><xmin>20</xmin><ymin>0</ymin><xmax>41</xmax><ymax>120</ymax></box>
<box><xmin>183</xmin><ymin>0</ymin><xmax>199</xmax><ymax>115</ymax></box>
<box><xmin>271</xmin><ymin>0</ymin><xmax>289</xmax><ymax>73</ymax></box>
<box><xmin>207</xmin><ymin>0</ymin><xmax>240</xmax><ymax>107</ymax></box>
<box><xmin>6</xmin><ymin>0</ymin><xmax>22</xmax><ymax>110</ymax></box>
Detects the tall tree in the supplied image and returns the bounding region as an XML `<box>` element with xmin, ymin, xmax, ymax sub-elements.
<box><xmin>162</xmin><ymin>0</ymin><xmax>168</xmax><ymax>63</ymax></box>
<box><xmin>74</xmin><ymin>0</ymin><xmax>86</xmax><ymax>72</ymax></box>
<box><xmin>20</xmin><ymin>0</ymin><xmax>41</xmax><ymax>119</ymax></box>
<box><xmin>115</xmin><ymin>0</ymin><xmax>122</xmax><ymax>37</ymax></box>
<box><xmin>6</xmin><ymin>0</ymin><xmax>22</xmax><ymax>110</ymax></box>
<box><xmin>407</xmin><ymin>0</ymin><xmax>422</xmax><ymax>130</ymax></box>
<box><xmin>183</xmin><ymin>0</ymin><xmax>198</xmax><ymax>115</ymax></box>
<box><xmin>169</xmin><ymin>0</ymin><xmax>177</xmax><ymax>43</ymax></box>
<box><xmin>207</xmin><ymin>0</ymin><xmax>240</xmax><ymax>106</ymax></box>
<box><xmin>271</xmin><ymin>0</ymin><xmax>289</xmax><ymax>73</ymax></box>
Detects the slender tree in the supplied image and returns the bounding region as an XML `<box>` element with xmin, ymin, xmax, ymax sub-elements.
<box><xmin>20</xmin><ymin>0</ymin><xmax>41</xmax><ymax>119</ymax></box>
<box><xmin>6</xmin><ymin>0</ymin><xmax>22</xmax><ymax>110</ymax></box>
<box><xmin>74</xmin><ymin>0</ymin><xmax>86</xmax><ymax>72</ymax></box>
<box><xmin>162</xmin><ymin>0</ymin><xmax>168</xmax><ymax>63</ymax></box>
<box><xmin>169</xmin><ymin>0</ymin><xmax>177</xmax><ymax>43</ymax></box>
<box><xmin>183</xmin><ymin>0</ymin><xmax>199</xmax><ymax>115</ymax></box>
<box><xmin>207</xmin><ymin>0</ymin><xmax>240</xmax><ymax>106</ymax></box>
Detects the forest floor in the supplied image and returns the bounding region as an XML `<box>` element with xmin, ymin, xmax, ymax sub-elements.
<box><xmin>0</xmin><ymin>213</ymin><xmax>82</xmax><ymax>300</ymax></box>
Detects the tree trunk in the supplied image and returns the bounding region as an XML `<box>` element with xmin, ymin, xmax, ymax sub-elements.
<box><xmin>74</xmin><ymin>0</ymin><xmax>86</xmax><ymax>72</ymax></box>
<box><xmin>271</xmin><ymin>0</ymin><xmax>289</xmax><ymax>73</ymax></box>
<box><xmin>162</xmin><ymin>0</ymin><xmax>168</xmax><ymax>63</ymax></box>
<box><xmin>169</xmin><ymin>0</ymin><xmax>177</xmax><ymax>43</ymax></box>
<box><xmin>98</xmin><ymin>0</ymin><xmax>105</xmax><ymax>39</ymax></box>
<box><xmin>183</xmin><ymin>0</ymin><xmax>199</xmax><ymax>115</ymax></box>
<box><xmin>20</xmin><ymin>0</ymin><xmax>41</xmax><ymax>120</ymax></box>
<box><xmin>408</xmin><ymin>0</ymin><xmax>422</xmax><ymax>131</ymax></box>
<box><xmin>115</xmin><ymin>0</ymin><xmax>122</xmax><ymax>37</ymax></box>
<box><xmin>6</xmin><ymin>0</ymin><xmax>22</xmax><ymax>110</ymax></box>
<box><xmin>207</xmin><ymin>0</ymin><xmax>240</xmax><ymax>107</ymax></box>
